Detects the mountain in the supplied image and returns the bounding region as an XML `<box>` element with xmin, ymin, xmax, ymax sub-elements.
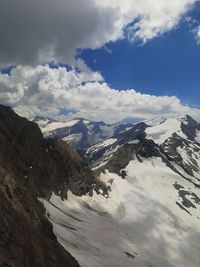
<box><xmin>1</xmin><ymin>106</ymin><xmax>200</xmax><ymax>267</ymax></box>
<box><xmin>0</xmin><ymin>105</ymin><xmax>98</xmax><ymax>267</ymax></box>
<box><xmin>44</xmin><ymin>115</ymin><xmax>200</xmax><ymax>267</ymax></box>
<box><xmin>85</xmin><ymin>121</ymin><xmax>147</xmax><ymax>171</ymax></box>
<box><xmin>33</xmin><ymin>116</ymin><xmax>133</xmax><ymax>154</ymax></box>
<box><xmin>86</xmin><ymin>116</ymin><xmax>200</xmax><ymax>178</ymax></box>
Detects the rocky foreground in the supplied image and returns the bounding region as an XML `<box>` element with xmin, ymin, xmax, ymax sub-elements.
<box><xmin>0</xmin><ymin>105</ymin><xmax>97</xmax><ymax>267</ymax></box>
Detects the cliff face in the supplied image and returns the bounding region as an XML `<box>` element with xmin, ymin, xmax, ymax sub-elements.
<box><xmin>0</xmin><ymin>105</ymin><xmax>95</xmax><ymax>267</ymax></box>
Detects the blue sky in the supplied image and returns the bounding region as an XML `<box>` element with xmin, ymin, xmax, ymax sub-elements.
<box><xmin>80</xmin><ymin>8</ymin><xmax>200</xmax><ymax>108</ymax></box>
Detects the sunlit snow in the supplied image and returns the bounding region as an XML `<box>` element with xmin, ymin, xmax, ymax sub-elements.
<box><xmin>43</xmin><ymin>157</ymin><xmax>200</xmax><ymax>267</ymax></box>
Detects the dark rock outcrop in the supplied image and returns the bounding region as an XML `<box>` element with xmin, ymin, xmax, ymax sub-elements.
<box><xmin>0</xmin><ymin>105</ymin><xmax>96</xmax><ymax>267</ymax></box>
<box><xmin>85</xmin><ymin>122</ymin><xmax>147</xmax><ymax>165</ymax></box>
<box><xmin>94</xmin><ymin>139</ymin><xmax>171</xmax><ymax>178</ymax></box>
<box><xmin>181</xmin><ymin>114</ymin><xmax>200</xmax><ymax>141</ymax></box>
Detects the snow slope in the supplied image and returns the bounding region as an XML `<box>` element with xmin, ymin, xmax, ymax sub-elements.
<box><xmin>145</xmin><ymin>118</ymin><xmax>186</xmax><ymax>144</ymax></box>
<box><xmin>86</xmin><ymin>138</ymin><xmax>117</xmax><ymax>155</ymax></box>
<box><xmin>43</xmin><ymin>156</ymin><xmax>200</xmax><ymax>267</ymax></box>
<box><xmin>42</xmin><ymin>115</ymin><xmax>200</xmax><ymax>267</ymax></box>
<box><xmin>41</xmin><ymin>120</ymin><xmax>80</xmax><ymax>133</ymax></box>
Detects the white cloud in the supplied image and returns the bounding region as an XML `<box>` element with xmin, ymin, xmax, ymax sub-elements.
<box><xmin>1</xmin><ymin>65</ymin><xmax>200</xmax><ymax>123</ymax></box>
<box><xmin>0</xmin><ymin>0</ymin><xmax>196</xmax><ymax>65</ymax></box>
<box><xmin>193</xmin><ymin>25</ymin><xmax>200</xmax><ymax>44</ymax></box>
<box><xmin>98</xmin><ymin>0</ymin><xmax>196</xmax><ymax>43</ymax></box>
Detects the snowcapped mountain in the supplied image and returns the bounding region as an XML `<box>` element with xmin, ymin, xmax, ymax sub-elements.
<box><xmin>86</xmin><ymin>115</ymin><xmax>200</xmax><ymax>178</ymax></box>
<box><xmin>34</xmin><ymin>116</ymin><xmax>133</xmax><ymax>153</ymax></box>
<box><xmin>44</xmin><ymin>114</ymin><xmax>200</xmax><ymax>267</ymax></box>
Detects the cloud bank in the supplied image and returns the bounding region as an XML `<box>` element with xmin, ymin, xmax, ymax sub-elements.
<box><xmin>0</xmin><ymin>0</ymin><xmax>196</xmax><ymax>65</ymax></box>
<box><xmin>0</xmin><ymin>65</ymin><xmax>200</xmax><ymax>123</ymax></box>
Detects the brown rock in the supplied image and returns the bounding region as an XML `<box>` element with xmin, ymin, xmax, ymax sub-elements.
<box><xmin>0</xmin><ymin>105</ymin><xmax>96</xmax><ymax>267</ymax></box>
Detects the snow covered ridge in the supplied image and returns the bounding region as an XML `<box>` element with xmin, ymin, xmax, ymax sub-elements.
<box><xmin>145</xmin><ymin>116</ymin><xmax>198</xmax><ymax>145</ymax></box>
<box><xmin>85</xmin><ymin>115</ymin><xmax>200</xmax><ymax>172</ymax></box>
<box><xmin>34</xmin><ymin>114</ymin><xmax>200</xmax><ymax>154</ymax></box>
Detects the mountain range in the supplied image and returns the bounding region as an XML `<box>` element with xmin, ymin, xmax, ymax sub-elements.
<box><xmin>0</xmin><ymin>105</ymin><xmax>200</xmax><ymax>267</ymax></box>
<box><xmin>33</xmin><ymin>116</ymin><xmax>134</xmax><ymax>155</ymax></box>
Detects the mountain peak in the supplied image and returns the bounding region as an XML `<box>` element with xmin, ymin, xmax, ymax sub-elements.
<box><xmin>180</xmin><ymin>114</ymin><xmax>198</xmax><ymax>125</ymax></box>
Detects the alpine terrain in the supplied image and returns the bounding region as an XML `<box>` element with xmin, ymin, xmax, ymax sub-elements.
<box><xmin>1</xmin><ymin>106</ymin><xmax>200</xmax><ymax>267</ymax></box>
<box><xmin>33</xmin><ymin>116</ymin><xmax>133</xmax><ymax>155</ymax></box>
<box><xmin>1</xmin><ymin>1</ymin><xmax>200</xmax><ymax>267</ymax></box>
<box><xmin>37</xmin><ymin>114</ymin><xmax>200</xmax><ymax>267</ymax></box>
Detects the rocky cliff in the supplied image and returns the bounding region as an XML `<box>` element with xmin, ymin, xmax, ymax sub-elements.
<box><xmin>0</xmin><ymin>105</ymin><xmax>96</xmax><ymax>267</ymax></box>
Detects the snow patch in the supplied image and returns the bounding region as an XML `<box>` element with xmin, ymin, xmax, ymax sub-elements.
<box><xmin>62</xmin><ymin>133</ymin><xmax>82</xmax><ymax>143</ymax></box>
<box><xmin>145</xmin><ymin>118</ymin><xmax>186</xmax><ymax>144</ymax></box>
<box><xmin>41</xmin><ymin>119</ymin><xmax>80</xmax><ymax>133</ymax></box>
<box><xmin>87</xmin><ymin>138</ymin><xmax>117</xmax><ymax>154</ymax></box>
<box><xmin>127</xmin><ymin>139</ymin><xmax>140</xmax><ymax>145</ymax></box>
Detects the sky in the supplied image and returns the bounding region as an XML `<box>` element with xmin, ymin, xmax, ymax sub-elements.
<box><xmin>0</xmin><ymin>0</ymin><xmax>200</xmax><ymax>123</ymax></box>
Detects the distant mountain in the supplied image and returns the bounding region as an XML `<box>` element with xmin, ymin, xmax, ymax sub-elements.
<box><xmin>33</xmin><ymin>116</ymin><xmax>134</xmax><ymax>153</ymax></box>
<box><xmin>84</xmin><ymin>115</ymin><xmax>200</xmax><ymax>186</ymax></box>
<box><xmin>85</xmin><ymin>121</ymin><xmax>147</xmax><ymax>169</ymax></box>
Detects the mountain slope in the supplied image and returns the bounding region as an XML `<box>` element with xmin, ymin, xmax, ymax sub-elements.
<box><xmin>44</xmin><ymin>115</ymin><xmax>200</xmax><ymax>267</ymax></box>
<box><xmin>86</xmin><ymin>116</ymin><xmax>200</xmax><ymax>184</ymax></box>
<box><xmin>0</xmin><ymin>105</ymin><xmax>97</xmax><ymax>267</ymax></box>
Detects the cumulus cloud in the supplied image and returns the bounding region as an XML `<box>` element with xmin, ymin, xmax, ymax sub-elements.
<box><xmin>0</xmin><ymin>65</ymin><xmax>200</xmax><ymax>123</ymax></box>
<box><xmin>0</xmin><ymin>0</ymin><xmax>196</xmax><ymax>65</ymax></box>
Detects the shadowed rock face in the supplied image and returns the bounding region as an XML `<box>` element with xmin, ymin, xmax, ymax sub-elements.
<box><xmin>181</xmin><ymin>115</ymin><xmax>200</xmax><ymax>141</ymax></box>
<box><xmin>93</xmin><ymin>139</ymin><xmax>171</xmax><ymax>178</ymax></box>
<box><xmin>85</xmin><ymin>122</ymin><xmax>147</xmax><ymax>165</ymax></box>
<box><xmin>0</xmin><ymin>105</ymin><xmax>96</xmax><ymax>267</ymax></box>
